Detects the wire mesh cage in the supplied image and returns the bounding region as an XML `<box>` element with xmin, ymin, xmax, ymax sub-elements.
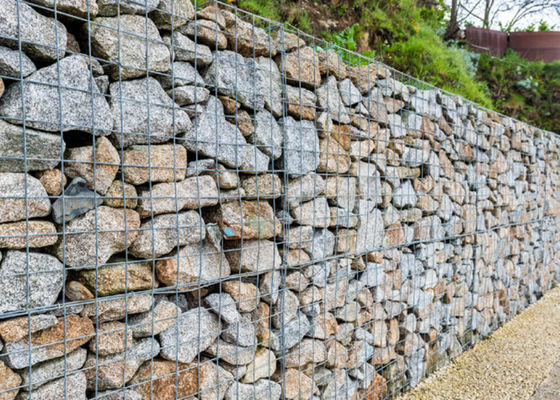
<box><xmin>0</xmin><ymin>0</ymin><xmax>559</xmax><ymax>399</ymax></box>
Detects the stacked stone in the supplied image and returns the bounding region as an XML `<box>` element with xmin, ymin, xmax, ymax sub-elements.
<box><xmin>0</xmin><ymin>0</ymin><xmax>559</xmax><ymax>399</ymax></box>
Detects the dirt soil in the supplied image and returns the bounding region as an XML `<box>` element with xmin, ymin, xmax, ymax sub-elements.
<box><xmin>400</xmin><ymin>286</ymin><xmax>560</xmax><ymax>400</ymax></box>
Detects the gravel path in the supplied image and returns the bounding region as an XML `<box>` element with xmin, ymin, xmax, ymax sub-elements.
<box><xmin>400</xmin><ymin>286</ymin><xmax>560</xmax><ymax>400</ymax></box>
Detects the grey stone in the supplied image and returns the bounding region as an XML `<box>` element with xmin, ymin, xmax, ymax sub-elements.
<box><xmin>352</xmin><ymin>161</ymin><xmax>382</xmax><ymax>204</ymax></box>
<box><xmin>240</xmin><ymin>144</ymin><xmax>271</xmax><ymax>173</ymax></box>
<box><xmin>109</xmin><ymin>77</ymin><xmax>191</xmax><ymax>147</ymax></box>
<box><xmin>166</xmin><ymin>32</ymin><xmax>213</xmax><ymax>66</ymax></box>
<box><xmin>401</xmin><ymin>146</ymin><xmax>430</xmax><ymax>167</ymax></box>
<box><xmin>80</xmin><ymin>293</ymin><xmax>153</xmax><ymax>322</ymax></box>
<box><xmin>88</xmin><ymin>15</ymin><xmax>170</xmax><ymax>80</ymax></box>
<box><xmin>249</xmin><ymin>110</ymin><xmax>283</xmax><ymax>160</ymax></box>
<box><xmin>225</xmin><ymin>239</ymin><xmax>281</xmax><ymax>274</ymax></box>
<box><xmin>51</xmin><ymin>177</ymin><xmax>103</xmax><ymax>224</ymax></box>
<box><xmin>0</xmin><ymin>46</ymin><xmax>36</xmax><ymax>78</ymax></box>
<box><xmin>0</xmin><ymin>251</ymin><xmax>63</xmax><ymax>313</ymax></box>
<box><xmin>322</xmin><ymin>370</ymin><xmax>357</xmax><ymax>400</ymax></box>
<box><xmin>204</xmin><ymin>50</ymin><xmax>264</xmax><ymax>111</ymax></box>
<box><xmin>205</xmin><ymin>338</ymin><xmax>255</xmax><ymax>366</ymax></box>
<box><xmin>205</xmin><ymin>293</ymin><xmax>242</xmax><ymax>324</ymax></box>
<box><xmin>271</xmin><ymin>312</ymin><xmax>311</xmax><ymax>352</ymax></box>
<box><xmin>355</xmin><ymin>208</ymin><xmax>384</xmax><ymax>253</ymax></box>
<box><xmin>20</xmin><ymin>348</ymin><xmax>87</xmax><ymax>390</ymax></box>
<box><xmin>150</xmin><ymin>0</ymin><xmax>194</xmax><ymax>30</ymax></box>
<box><xmin>0</xmin><ymin>119</ymin><xmax>63</xmax><ymax>172</ymax></box>
<box><xmin>97</xmin><ymin>0</ymin><xmax>159</xmax><ymax>16</ymax></box>
<box><xmin>339</xmin><ymin>78</ymin><xmax>362</xmax><ymax>106</ymax></box>
<box><xmin>17</xmin><ymin>371</ymin><xmax>87</xmax><ymax>400</ymax></box>
<box><xmin>0</xmin><ymin>0</ymin><xmax>67</xmax><ymax>61</ymax></box>
<box><xmin>157</xmin><ymin>61</ymin><xmax>205</xmax><ymax>89</ymax></box>
<box><xmin>359</xmin><ymin>263</ymin><xmax>388</xmax><ymax>287</ymax></box>
<box><xmin>159</xmin><ymin>307</ymin><xmax>220</xmax><ymax>363</ymax></box>
<box><xmin>304</xmin><ymin>228</ymin><xmax>335</xmax><ymax>261</ymax></box>
<box><xmin>27</xmin><ymin>0</ymin><xmax>99</xmax><ymax>18</ymax></box>
<box><xmin>256</xmin><ymin>56</ymin><xmax>283</xmax><ymax>117</ymax></box>
<box><xmin>291</xmin><ymin>197</ymin><xmax>331</xmax><ymax>228</ymax></box>
<box><xmin>222</xmin><ymin>316</ymin><xmax>257</xmax><ymax>347</ymax></box>
<box><xmin>393</xmin><ymin>180</ymin><xmax>417</xmax><ymax>208</ymax></box>
<box><xmin>130</xmin><ymin>211</ymin><xmax>205</xmax><ymax>259</ymax></box>
<box><xmin>170</xmin><ymin>85</ymin><xmax>210</xmax><ymax>106</ymax></box>
<box><xmin>259</xmin><ymin>270</ymin><xmax>281</xmax><ymax>305</ymax></box>
<box><xmin>95</xmin><ymin>390</ymin><xmax>142</xmax><ymax>400</ymax></box>
<box><xmin>280</xmin><ymin>117</ymin><xmax>320</xmax><ymax>177</ymax></box>
<box><xmin>225</xmin><ymin>379</ymin><xmax>281</xmax><ymax>400</ymax></box>
<box><xmin>272</xmin><ymin>289</ymin><xmax>300</xmax><ymax>329</ymax></box>
<box><xmin>286</xmin><ymin>173</ymin><xmax>326</xmax><ymax>208</ymax></box>
<box><xmin>182</xmin><ymin>96</ymin><xmax>249</xmax><ymax>168</ymax></box>
<box><xmin>129</xmin><ymin>299</ymin><xmax>181</xmax><ymax>338</ymax></box>
<box><xmin>0</xmin><ymin>55</ymin><xmax>112</xmax><ymax>133</ymax></box>
<box><xmin>316</xmin><ymin>76</ymin><xmax>350</xmax><ymax>124</ymax></box>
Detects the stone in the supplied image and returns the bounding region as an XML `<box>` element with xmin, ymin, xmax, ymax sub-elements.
<box><xmin>271</xmin><ymin>289</ymin><xmax>300</xmax><ymax>328</ymax></box>
<box><xmin>89</xmin><ymin>321</ymin><xmax>134</xmax><ymax>356</ymax></box>
<box><xmin>166</xmin><ymin>32</ymin><xmax>213</xmax><ymax>66</ymax></box>
<box><xmin>304</xmin><ymin>229</ymin><xmax>335</xmax><ymax>261</ymax></box>
<box><xmin>171</xmin><ymin>85</ymin><xmax>211</xmax><ymax>106</ymax></box>
<box><xmin>157</xmin><ymin>61</ymin><xmax>205</xmax><ymax>89</ymax></box>
<box><xmin>19</xmin><ymin>348</ymin><xmax>87</xmax><ymax>390</ymax></box>
<box><xmin>241</xmin><ymin>174</ymin><xmax>283</xmax><ymax>199</ymax></box>
<box><xmin>65</xmin><ymin>281</ymin><xmax>94</xmax><ymax>302</ymax></box>
<box><xmin>156</xmin><ymin>235</ymin><xmax>230</xmax><ymax>287</ymax></box>
<box><xmin>205</xmin><ymin>293</ymin><xmax>242</xmax><ymax>324</ymax></box>
<box><xmin>280</xmin><ymin>117</ymin><xmax>320</xmax><ymax>177</ymax></box>
<box><xmin>0</xmin><ymin>56</ymin><xmax>112</xmax><ymax>133</ymax></box>
<box><xmin>241</xmin><ymin>347</ymin><xmax>276</xmax><ymax>383</ymax></box>
<box><xmin>0</xmin><ymin>314</ymin><xmax>57</xmax><ymax>343</ymax></box>
<box><xmin>282</xmin><ymin>46</ymin><xmax>321</xmax><ymax>88</ymax></box>
<box><xmin>55</xmin><ymin>206</ymin><xmax>140</xmax><ymax>267</ymax></box>
<box><xmin>0</xmin><ymin>174</ymin><xmax>49</xmax><ymax>223</ymax></box>
<box><xmin>75</xmin><ymin>261</ymin><xmax>155</xmax><ymax>298</ymax></box>
<box><xmin>122</xmin><ymin>144</ymin><xmax>187</xmax><ymax>185</ymax></box>
<box><xmin>283</xmin><ymin>368</ymin><xmax>317</xmax><ymax>400</ymax></box>
<box><xmin>223</xmin><ymin>281</ymin><xmax>260</xmax><ymax>313</ymax></box>
<box><xmin>16</xmin><ymin>371</ymin><xmax>86</xmax><ymax>400</ymax></box>
<box><xmin>64</xmin><ymin>136</ymin><xmax>120</xmax><ymax>195</ymax></box>
<box><xmin>96</xmin><ymin>0</ymin><xmax>159</xmax><ymax>16</ymax></box>
<box><xmin>225</xmin><ymin>239</ymin><xmax>281</xmax><ymax>274</ymax></box>
<box><xmin>316</xmin><ymin>76</ymin><xmax>351</xmax><ymax>124</ymax></box>
<box><xmin>0</xmin><ymin>120</ymin><xmax>64</xmax><ymax>172</ymax></box>
<box><xmin>248</xmin><ymin>111</ymin><xmax>283</xmax><ymax>160</ymax></box>
<box><xmin>222</xmin><ymin>315</ymin><xmax>257</xmax><ymax>347</ymax></box>
<box><xmin>284</xmin><ymin>338</ymin><xmax>327</xmax><ymax>368</ymax></box>
<box><xmin>339</xmin><ymin>78</ymin><xmax>362</xmax><ymax>106</ymax></box>
<box><xmin>206</xmin><ymin>337</ymin><xmax>255</xmax><ymax>366</ymax></box>
<box><xmin>0</xmin><ymin>251</ymin><xmax>63</xmax><ymax>314</ymax></box>
<box><xmin>0</xmin><ymin>0</ymin><xmax>67</xmax><ymax>61</ymax></box>
<box><xmin>0</xmin><ymin>220</ymin><xmax>57</xmax><ymax>249</ymax></box>
<box><xmin>4</xmin><ymin>315</ymin><xmax>94</xmax><ymax>369</ymax></box>
<box><xmin>317</xmin><ymin>136</ymin><xmax>350</xmax><ymax>174</ymax></box>
<box><xmin>159</xmin><ymin>307</ymin><xmax>220</xmax><ymax>363</ymax></box>
<box><xmin>222</xmin><ymin>11</ymin><xmax>276</xmax><ymax>58</ymax></box>
<box><xmin>109</xmin><ymin>77</ymin><xmax>191</xmax><ymax>147</ymax></box>
<box><xmin>256</xmin><ymin>57</ymin><xmax>283</xmax><ymax>117</ymax></box>
<box><xmin>291</xmin><ymin>196</ymin><xmax>330</xmax><ymax>228</ymax></box>
<box><xmin>180</xmin><ymin>19</ymin><xmax>228</xmax><ymax>49</ymax></box>
<box><xmin>0</xmin><ymin>46</ymin><xmax>36</xmax><ymax>78</ymax></box>
<box><xmin>104</xmin><ymin>180</ymin><xmax>138</xmax><ymax>209</ymax></box>
<box><xmin>83</xmin><ymin>337</ymin><xmax>160</xmax><ymax>390</ymax></box>
<box><xmin>286</xmin><ymin>173</ymin><xmax>326</xmax><ymax>208</ymax></box>
<box><xmin>81</xmin><ymin>293</ymin><xmax>153</xmax><ymax>322</ymax></box>
<box><xmin>351</xmin><ymin>161</ymin><xmax>382</xmax><ymax>204</ymax></box>
<box><xmin>88</xmin><ymin>15</ymin><xmax>170</xmax><ymax>79</ymax></box>
<box><xmin>204</xmin><ymin>50</ymin><xmax>264</xmax><ymax>111</ymax></box>
<box><xmin>95</xmin><ymin>390</ymin><xmax>142</xmax><ymax>400</ymax></box>
<box><xmin>128</xmin><ymin>299</ymin><xmax>180</xmax><ymax>338</ymax></box>
<box><xmin>150</xmin><ymin>0</ymin><xmax>194</xmax><ymax>29</ymax></box>
<box><xmin>271</xmin><ymin>312</ymin><xmax>311</xmax><ymax>352</ymax></box>
<box><xmin>356</xmin><ymin>208</ymin><xmax>384</xmax><ymax>254</ymax></box>
<box><xmin>38</xmin><ymin>169</ymin><xmax>66</xmax><ymax>197</ymax></box>
<box><xmin>393</xmin><ymin>180</ymin><xmax>418</xmax><ymax>208</ymax></box>
<box><xmin>181</xmin><ymin>96</ymin><xmax>249</xmax><ymax>169</ymax></box>
<box><xmin>130</xmin><ymin>211</ymin><xmax>205</xmax><ymax>258</ymax></box>
<box><xmin>326</xmin><ymin>176</ymin><xmax>357</xmax><ymax>211</ymax></box>
<box><xmin>51</xmin><ymin>177</ymin><xmax>102</xmax><ymax>224</ymax></box>
<box><xmin>286</xmin><ymin>85</ymin><xmax>316</xmax><ymax>120</ymax></box>
<box><xmin>208</xmin><ymin>200</ymin><xmax>281</xmax><ymax>240</ymax></box>
<box><xmin>226</xmin><ymin>379</ymin><xmax>281</xmax><ymax>400</ymax></box>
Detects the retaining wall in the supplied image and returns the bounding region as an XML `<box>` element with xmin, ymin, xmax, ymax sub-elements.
<box><xmin>0</xmin><ymin>0</ymin><xmax>559</xmax><ymax>399</ymax></box>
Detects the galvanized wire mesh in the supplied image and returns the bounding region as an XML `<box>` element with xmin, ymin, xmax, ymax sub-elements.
<box><xmin>0</xmin><ymin>0</ymin><xmax>559</xmax><ymax>399</ymax></box>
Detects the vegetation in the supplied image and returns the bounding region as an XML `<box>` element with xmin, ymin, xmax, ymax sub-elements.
<box><xmin>226</xmin><ymin>0</ymin><xmax>560</xmax><ymax>131</ymax></box>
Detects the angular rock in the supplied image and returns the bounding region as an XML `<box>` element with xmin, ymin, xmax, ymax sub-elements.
<box><xmin>4</xmin><ymin>315</ymin><xmax>94</xmax><ymax>369</ymax></box>
<box><xmin>156</xmin><ymin>237</ymin><xmax>231</xmax><ymax>287</ymax></box>
<box><xmin>19</xmin><ymin>348</ymin><xmax>87</xmax><ymax>390</ymax></box>
<box><xmin>128</xmin><ymin>360</ymin><xmax>197</xmax><ymax>400</ymax></box>
<box><xmin>225</xmin><ymin>239</ymin><xmax>281</xmax><ymax>274</ymax></box>
<box><xmin>38</xmin><ymin>169</ymin><xmax>66</xmax><ymax>197</ymax></box>
<box><xmin>122</xmin><ymin>144</ymin><xmax>187</xmax><ymax>185</ymax></box>
<box><xmin>355</xmin><ymin>208</ymin><xmax>384</xmax><ymax>254</ymax></box>
<box><xmin>0</xmin><ymin>251</ymin><xmax>63</xmax><ymax>314</ymax></box>
<box><xmin>223</xmin><ymin>281</ymin><xmax>260</xmax><ymax>313</ymax></box>
<box><xmin>205</xmin><ymin>337</ymin><xmax>255</xmax><ymax>366</ymax></box>
<box><xmin>166</xmin><ymin>32</ymin><xmax>213</xmax><ymax>66</ymax></box>
<box><xmin>339</xmin><ymin>78</ymin><xmax>362</xmax><ymax>106</ymax></box>
<box><xmin>204</xmin><ymin>51</ymin><xmax>264</xmax><ymax>111</ymax></box>
<box><xmin>280</xmin><ymin>117</ymin><xmax>320</xmax><ymax>177</ymax></box>
<box><xmin>0</xmin><ymin>220</ymin><xmax>57</xmax><ymax>249</ymax></box>
<box><xmin>283</xmin><ymin>368</ymin><xmax>317</xmax><ymax>400</ymax></box>
<box><xmin>259</xmin><ymin>270</ymin><xmax>281</xmax><ymax>305</ymax></box>
<box><xmin>51</xmin><ymin>177</ymin><xmax>103</xmax><ymax>224</ymax></box>
<box><xmin>271</xmin><ymin>312</ymin><xmax>311</xmax><ymax>352</ymax></box>
<box><xmin>0</xmin><ymin>0</ymin><xmax>67</xmax><ymax>61</ymax></box>
<box><xmin>64</xmin><ymin>136</ymin><xmax>120</xmax><ymax>195</ymax></box>
<box><xmin>159</xmin><ymin>307</ymin><xmax>220</xmax><ymax>363</ymax></box>
<box><xmin>286</xmin><ymin>173</ymin><xmax>326</xmax><ymax>208</ymax></box>
<box><xmin>171</xmin><ymin>85</ymin><xmax>211</xmax><ymax>106</ymax></box>
<box><xmin>16</xmin><ymin>371</ymin><xmax>87</xmax><ymax>400</ymax></box>
<box><xmin>0</xmin><ymin>46</ymin><xmax>36</xmax><ymax>78</ymax></box>
<box><xmin>97</xmin><ymin>0</ymin><xmax>159</xmax><ymax>15</ymax></box>
<box><xmin>109</xmin><ymin>77</ymin><xmax>191</xmax><ymax>147</ymax></box>
<box><xmin>55</xmin><ymin>206</ymin><xmax>140</xmax><ymax>267</ymax></box>
<box><xmin>80</xmin><ymin>293</ymin><xmax>153</xmax><ymax>323</ymax></box>
<box><xmin>130</xmin><ymin>211</ymin><xmax>205</xmax><ymax>259</ymax></box>
<box><xmin>150</xmin><ymin>0</ymin><xmax>194</xmax><ymax>29</ymax></box>
<box><xmin>248</xmin><ymin>111</ymin><xmax>283</xmax><ymax>160</ymax></box>
<box><xmin>0</xmin><ymin>314</ymin><xmax>57</xmax><ymax>343</ymax></box>
<box><xmin>256</xmin><ymin>56</ymin><xmax>283</xmax><ymax>117</ymax></box>
<box><xmin>226</xmin><ymin>379</ymin><xmax>281</xmax><ymax>400</ymax></box>
<box><xmin>0</xmin><ymin>173</ymin><xmax>49</xmax><ymax>223</ymax></box>
<box><xmin>0</xmin><ymin>56</ymin><xmax>112</xmax><ymax>133</ymax></box>
<box><xmin>286</xmin><ymin>85</ymin><xmax>317</xmax><ymax>120</ymax></box>
<box><xmin>282</xmin><ymin>46</ymin><xmax>321</xmax><ymax>88</ymax></box>
<box><xmin>205</xmin><ymin>293</ymin><xmax>241</xmax><ymax>324</ymax></box>
<box><xmin>393</xmin><ymin>180</ymin><xmax>417</xmax><ymax>209</ymax></box>
<box><xmin>284</xmin><ymin>338</ymin><xmax>327</xmax><ymax>368</ymax></box>
<box><xmin>128</xmin><ymin>299</ymin><xmax>180</xmax><ymax>338</ymax></box>
<box><xmin>304</xmin><ymin>229</ymin><xmax>335</xmax><ymax>261</ymax></box>
<box><xmin>241</xmin><ymin>174</ymin><xmax>283</xmax><ymax>199</ymax></box>
<box><xmin>222</xmin><ymin>316</ymin><xmax>257</xmax><ymax>347</ymax></box>
<box><xmin>88</xmin><ymin>15</ymin><xmax>170</xmax><ymax>79</ymax></box>
<box><xmin>290</xmin><ymin>197</ymin><xmax>331</xmax><ymax>228</ymax></box>
<box><xmin>89</xmin><ymin>321</ymin><xmax>133</xmax><ymax>356</ymax></box>
<box><xmin>157</xmin><ymin>61</ymin><xmax>205</xmax><ymax>89</ymax></box>
<box><xmin>241</xmin><ymin>347</ymin><xmax>276</xmax><ymax>383</ymax></box>
<box><xmin>180</xmin><ymin>19</ymin><xmax>228</xmax><ymax>50</ymax></box>
<box><xmin>316</xmin><ymin>76</ymin><xmax>351</xmax><ymax>124</ymax></box>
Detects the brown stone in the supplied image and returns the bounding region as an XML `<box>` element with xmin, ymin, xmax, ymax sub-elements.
<box><xmin>65</xmin><ymin>280</ymin><xmax>94</xmax><ymax>301</ymax></box>
<box><xmin>241</xmin><ymin>347</ymin><xmax>277</xmax><ymax>383</ymax></box>
<box><xmin>281</xmin><ymin>248</ymin><xmax>311</xmax><ymax>267</ymax></box>
<box><xmin>384</xmin><ymin>222</ymin><xmax>404</xmax><ymax>246</ymax></box>
<box><xmin>319</xmin><ymin>49</ymin><xmax>348</xmax><ymax>79</ymax></box>
<box><xmin>223</xmin><ymin>281</ymin><xmax>260</xmax><ymax>313</ymax></box>
<box><xmin>0</xmin><ymin>220</ymin><xmax>57</xmax><ymax>248</ymax></box>
<box><xmin>0</xmin><ymin>315</ymin><xmax>57</xmax><ymax>343</ymax></box>
<box><xmin>130</xmin><ymin>360</ymin><xmax>198</xmax><ymax>400</ymax></box>
<box><xmin>362</xmin><ymin>373</ymin><xmax>387</xmax><ymax>400</ymax></box>
<box><xmin>37</xmin><ymin>169</ymin><xmax>66</xmax><ymax>196</ymax></box>
<box><xmin>81</xmin><ymin>293</ymin><xmax>153</xmax><ymax>323</ymax></box>
<box><xmin>317</xmin><ymin>136</ymin><xmax>350</xmax><ymax>174</ymax></box>
<box><xmin>282</xmin><ymin>368</ymin><xmax>317</xmax><ymax>399</ymax></box>
<box><xmin>349</xmin><ymin>63</ymin><xmax>390</xmax><ymax>93</ymax></box>
<box><xmin>0</xmin><ymin>361</ymin><xmax>20</xmax><ymax>400</ymax></box>
<box><xmin>326</xmin><ymin>340</ymin><xmax>348</xmax><ymax>369</ymax></box>
<box><xmin>219</xmin><ymin>95</ymin><xmax>240</xmax><ymax>114</ymax></box>
<box><xmin>282</xmin><ymin>47</ymin><xmax>321</xmax><ymax>88</ymax></box>
<box><xmin>122</xmin><ymin>144</ymin><xmax>187</xmax><ymax>185</ymax></box>
<box><xmin>104</xmin><ymin>180</ymin><xmax>138</xmax><ymax>209</ymax></box>
<box><xmin>253</xmin><ymin>302</ymin><xmax>271</xmax><ymax>344</ymax></box>
<box><xmin>226</xmin><ymin>109</ymin><xmax>254</xmax><ymax>137</ymax></box>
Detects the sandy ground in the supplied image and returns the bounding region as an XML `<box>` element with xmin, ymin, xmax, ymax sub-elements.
<box><xmin>399</xmin><ymin>286</ymin><xmax>560</xmax><ymax>400</ymax></box>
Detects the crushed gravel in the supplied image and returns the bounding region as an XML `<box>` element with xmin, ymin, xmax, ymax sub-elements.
<box><xmin>400</xmin><ymin>286</ymin><xmax>560</xmax><ymax>400</ymax></box>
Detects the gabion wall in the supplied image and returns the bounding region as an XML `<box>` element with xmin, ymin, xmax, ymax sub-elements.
<box><xmin>0</xmin><ymin>0</ymin><xmax>559</xmax><ymax>399</ymax></box>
